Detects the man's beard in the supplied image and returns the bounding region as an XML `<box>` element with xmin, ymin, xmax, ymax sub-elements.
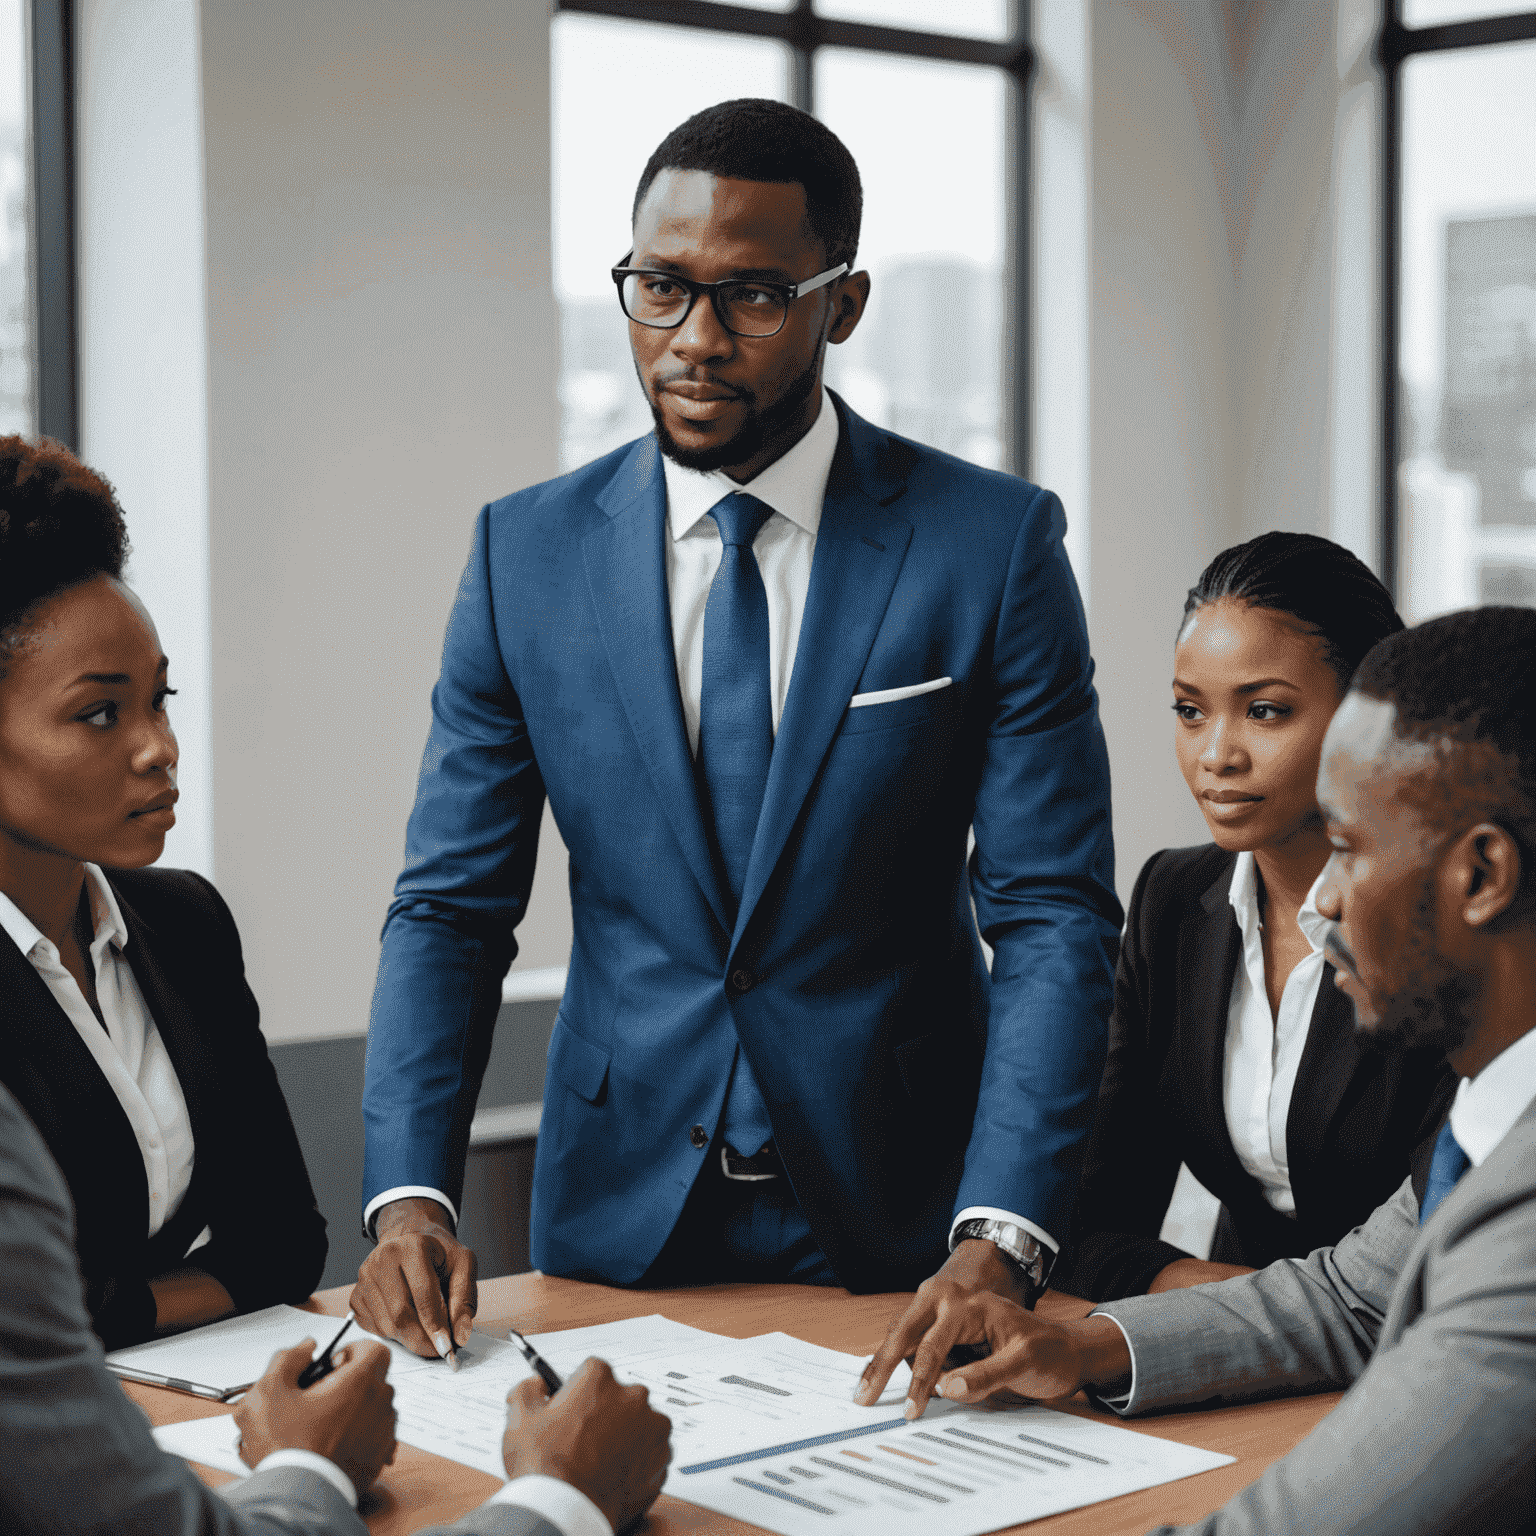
<box><xmin>645</xmin><ymin>350</ymin><xmax>822</xmax><ymax>475</ymax></box>
<box><xmin>1336</xmin><ymin>883</ymin><xmax>1478</xmax><ymax>1058</ymax></box>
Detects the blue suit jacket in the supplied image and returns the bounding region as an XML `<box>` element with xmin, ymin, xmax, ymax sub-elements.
<box><xmin>362</xmin><ymin>396</ymin><xmax>1121</xmax><ymax>1292</ymax></box>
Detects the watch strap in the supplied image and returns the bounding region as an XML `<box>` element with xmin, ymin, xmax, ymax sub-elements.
<box><xmin>952</xmin><ymin>1216</ymin><xmax>1052</xmax><ymax>1307</ymax></box>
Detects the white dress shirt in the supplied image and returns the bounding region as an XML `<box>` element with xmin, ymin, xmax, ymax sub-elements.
<box><xmin>0</xmin><ymin>864</ymin><xmax>204</xmax><ymax>1248</ymax></box>
<box><xmin>1221</xmin><ymin>852</ymin><xmax>1333</xmax><ymax>1216</ymax></box>
<box><xmin>369</xmin><ymin>385</ymin><xmax>1054</xmax><ymax>1259</ymax></box>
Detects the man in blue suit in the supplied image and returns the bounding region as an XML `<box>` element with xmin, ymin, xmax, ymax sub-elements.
<box><xmin>353</xmin><ymin>100</ymin><xmax>1119</xmax><ymax>1370</ymax></box>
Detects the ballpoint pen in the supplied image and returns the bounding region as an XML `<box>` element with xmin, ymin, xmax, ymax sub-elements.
<box><xmin>297</xmin><ymin>1311</ymin><xmax>356</xmax><ymax>1388</ymax></box>
<box><xmin>508</xmin><ymin>1327</ymin><xmax>564</xmax><ymax>1394</ymax></box>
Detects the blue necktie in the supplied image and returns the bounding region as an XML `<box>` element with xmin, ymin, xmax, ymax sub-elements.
<box><xmin>1419</xmin><ymin>1120</ymin><xmax>1471</xmax><ymax>1225</ymax></box>
<box><xmin>699</xmin><ymin>492</ymin><xmax>775</xmax><ymax>1156</ymax></box>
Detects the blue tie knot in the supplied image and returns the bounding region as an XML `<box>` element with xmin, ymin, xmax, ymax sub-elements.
<box><xmin>709</xmin><ymin>492</ymin><xmax>774</xmax><ymax>549</ymax></box>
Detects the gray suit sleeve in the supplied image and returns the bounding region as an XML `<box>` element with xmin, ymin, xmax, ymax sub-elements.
<box><xmin>1092</xmin><ymin>1178</ymin><xmax>1418</xmax><ymax>1414</ymax></box>
<box><xmin>0</xmin><ymin>1085</ymin><xmax>365</xmax><ymax>1536</ymax></box>
<box><xmin>1143</xmin><ymin>1177</ymin><xmax>1536</xmax><ymax>1536</ymax></box>
<box><xmin>412</xmin><ymin>1508</ymin><xmax>563</xmax><ymax>1536</ymax></box>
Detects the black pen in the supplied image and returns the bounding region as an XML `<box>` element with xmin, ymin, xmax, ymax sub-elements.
<box><xmin>508</xmin><ymin>1327</ymin><xmax>563</xmax><ymax>1394</ymax></box>
<box><xmin>298</xmin><ymin>1311</ymin><xmax>356</xmax><ymax>1389</ymax></box>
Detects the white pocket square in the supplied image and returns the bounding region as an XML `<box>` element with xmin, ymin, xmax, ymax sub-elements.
<box><xmin>848</xmin><ymin>676</ymin><xmax>953</xmax><ymax>709</ymax></box>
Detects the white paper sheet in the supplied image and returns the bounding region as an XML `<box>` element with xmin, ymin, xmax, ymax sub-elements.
<box><xmin>153</xmin><ymin>1414</ymin><xmax>248</xmax><ymax>1477</ymax></box>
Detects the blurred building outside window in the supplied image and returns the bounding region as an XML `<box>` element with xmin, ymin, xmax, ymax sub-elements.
<box><xmin>0</xmin><ymin>0</ymin><xmax>34</xmax><ymax>436</ymax></box>
<box><xmin>1393</xmin><ymin>17</ymin><xmax>1536</xmax><ymax>622</ymax></box>
<box><xmin>551</xmin><ymin>2</ymin><xmax>1019</xmax><ymax>478</ymax></box>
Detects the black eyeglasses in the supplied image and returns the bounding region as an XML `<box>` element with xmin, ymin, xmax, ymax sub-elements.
<box><xmin>611</xmin><ymin>252</ymin><xmax>849</xmax><ymax>339</ymax></box>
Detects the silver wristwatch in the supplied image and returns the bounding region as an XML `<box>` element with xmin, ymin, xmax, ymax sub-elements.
<box><xmin>952</xmin><ymin>1217</ymin><xmax>1052</xmax><ymax>1308</ymax></box>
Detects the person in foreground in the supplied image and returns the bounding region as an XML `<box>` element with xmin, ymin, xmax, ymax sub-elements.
<box><xmin>0</xmin><ymin>1076</ymin><xmax>670</xmax><ymax>1535</ymax></box>
<box><xmin>358</xmin><ymin>99</ymin><xmax>1119</xmax><ymax>1358</ymax></box>
<box><xmin>861</xmin><ymin>607</ymin><xmax>1536</xmax><ymax>1533</ymax></box>
<box><xmin>0</xmin><ymin>436</ymin><xmax>323</xmax><ymax>1346</ymax></box>
<box><xmin>1060</xmin><ymin>533</ymin><xmax>1453</xmax><ymax>1301</ymax></box>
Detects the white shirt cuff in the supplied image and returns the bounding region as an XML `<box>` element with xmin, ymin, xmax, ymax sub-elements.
<box><xmin>1085</xmin><ymin>1311</ymin><xmax>1138</xmax><ymax>1411</ymax></box>
<box><xmin>489</xmin><ymin>1474</ymin><xmax>613</xmax><ymax>1536</ymax></box>
<box><xmin>363</xmin><ymin>1185</ymin><xmax>460</xmax><ymax>1238</ymax></box>
<box><xmin>254</xmin><ymin>1449</ymin><xmax>358</xmax><ymax>1508</ymax></box>
<box><xmin>949</xmin><ymin>1205</ymin><xmax>1059</xmax><ymax>1256</ymax></box>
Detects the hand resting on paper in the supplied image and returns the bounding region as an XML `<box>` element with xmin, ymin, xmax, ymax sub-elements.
<box><xmin>351</xmin><ymin>1195</ymin><xmax>478</xmax><ymax>1359</ymax></box>
<box><xmin>503</xmin><ymin>1357</ymin><xmax>672</xmax><ymax>1533</ymax></box>
<box><xmin>233</xmin><ymin>1339</ymin><xmax>398</xmax><ymax>1496</ymax></box>
<box><xmin>860</xmin><ymin>1287</ymin><xmax>1136</xmax><ymax>1418</ymax></box>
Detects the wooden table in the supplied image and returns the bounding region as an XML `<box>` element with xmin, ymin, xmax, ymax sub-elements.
<box><xmin>125</xmin><ymin>1275</ymin><xmax>1340</xmax><ymax>1536</ymax></box>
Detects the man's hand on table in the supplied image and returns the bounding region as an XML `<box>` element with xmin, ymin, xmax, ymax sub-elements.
<box><xmin>503</xmin><ymin>1357</ymin><xmax>672</xmax><ymax>1533</ymax></box>
<box><xmin>855</xmin><ymin>1240</ymin><xmax>1132</xmax><ymax>1418</ymax></box>
<box><xmin>235</xmin><ymin>1339</ymin><xmax>398</xmax><ymax>1496</ymax></box>
<box><xmin>351</xmin><ymin>1196</ymin><xmax>478</xmax><ymax>1359</ymax></box>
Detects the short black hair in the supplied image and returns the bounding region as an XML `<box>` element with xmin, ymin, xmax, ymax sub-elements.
<box><xmin>0</xmin><ymin>434</ymin><xmax>129</xmax><ymax>671</ymax></box>
<box><xmin>1354</xmin><ymin>608</ymin><xmax>1536</xmax><ymax>894</ymax></box>
<box><xmin>632</xmin><ymin>98</ymin><xmax>862</xmax><ymax>270</ymax></box>
<box><xmin>1182</xmin><ymin>531</ymin><xmax>1403</xmax><ymax>692</ymax></box>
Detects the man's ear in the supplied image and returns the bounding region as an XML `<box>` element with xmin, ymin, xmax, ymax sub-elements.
<box><xmin>1446</xmin><ymin>821</ymin><xmax>1522</xmax><ymax>929</ymax></box>
<box><xmin>827</xmin><ymin>270</ymin><xmax>871</xmax><ymax>345</ymax></box>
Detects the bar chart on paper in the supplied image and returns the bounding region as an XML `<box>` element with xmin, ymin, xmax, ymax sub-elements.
<box><xmin>657</xmin><ymin>1333</ymin><xmax>1233</xmax><ymax>1536</ymax></box>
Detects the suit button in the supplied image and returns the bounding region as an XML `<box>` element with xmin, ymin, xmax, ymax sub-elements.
<box><xmin>729</xmin><ymin>968</ymin><xmax>756</xmax><ymax>994</ymax></box>
<box><xmin>690</xmin><ymin>1124</ymin><xmax>708</xmax><ymax>1149</ymax></box>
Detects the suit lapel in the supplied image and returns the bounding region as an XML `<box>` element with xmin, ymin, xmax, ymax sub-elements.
<box><xmin>585</xmin><ymin>437</ymin><xmax>731</xmax><ymax>935</ymax></box>
<box><xmin>733</xmin><ymin>403</ymin><xmax>914</xmax><ymax>946</ymax></box>
<box><xmin>1284</xmin><ymin>961</ymin><xmax>1359</xmax><ymax>1201</ymax></box>
<box><xmin>0</xmin><ymin>919</ymin><xmax>150</xmax><ymax>1246</ymax></box>
<box><xmin>1176</xmin><ymin>863</ymin><xmax>1245</xmax><ymax>1172</ymax></box>
<box><xmin>111</xmin><ymin>882</ymin><xmax>215</xmax><ymax>1214</ymax></box>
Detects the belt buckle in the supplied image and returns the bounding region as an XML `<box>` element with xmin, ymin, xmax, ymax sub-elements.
<box><xmin>721</xmin><ymin>1142</ymin><xmax>781</xmax><ymax>1182</ymax></box>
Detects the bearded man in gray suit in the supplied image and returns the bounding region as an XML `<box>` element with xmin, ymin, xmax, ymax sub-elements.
<box><xmin>861</xmin><ymin>606</ymin><xmax>1536</xmax><ymax>1535</ymax></box>
<box><xmin>0</xmin><ymin>1074</ymin><xmax>668</xmax><ymax>1535</ymax></box>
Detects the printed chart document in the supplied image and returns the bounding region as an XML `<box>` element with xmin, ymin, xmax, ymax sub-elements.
<box><xmin>139</xmin><ymin>1310</ymin><xmax>1233</xmax><ymax>1535</ymax></box>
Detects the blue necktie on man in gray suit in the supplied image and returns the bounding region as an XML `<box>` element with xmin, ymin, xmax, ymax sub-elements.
<box><xmin>699</xmin><ymin>491</ymin><xmax>776</xmax><ymax>1157</ymax></box>
<box><xmin>1419</xmin><ymin>1118</ymin><xmax>1471</xmax><ymax>1224</ymax></box>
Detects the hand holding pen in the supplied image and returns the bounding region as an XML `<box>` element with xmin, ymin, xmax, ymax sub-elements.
<box><xmin>508</xmin><ymin>1327</ymin><xmax>564</xmax><ymax>1393</ymax></box>
<box><xmin>298</xmin><ymin>1311</ymin><xmax>356</xmax><ymax>1388</ymax></box>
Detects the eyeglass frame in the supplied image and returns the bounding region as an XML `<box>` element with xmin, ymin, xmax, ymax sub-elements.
<box><xmin>610</xmin><ymin>251</ymin><xmax>850</xmax><ymax>339</ymax></box>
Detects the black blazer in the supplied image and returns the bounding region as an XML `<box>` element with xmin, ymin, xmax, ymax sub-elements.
<box><xmin>1057</xmin><ymin>843</ymin><xmax>1455</xmax><ymax>1302</ymax></box>
<box><xmin>0</xmin><ymin>866</ymin><xmax>326</xmax><ymax>1348</ymax></box>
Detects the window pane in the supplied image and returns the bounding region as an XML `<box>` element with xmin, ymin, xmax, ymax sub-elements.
<box><xmin>552</xmin><ymin>15</ymin><xmax>789</xmax><ymax>471</ymax></box>
<box><xmin>815</xmin><ymin>0</ymin><xmax>1012</xmax><ymax>43</ymax></box>
<box><xmin>1403</xmin><ymin>0</ymin><xmax>1536</xmax><ymax>26</ymax></box>
<box><xmin>816</xmin><ymin>49</ymin><xmax>1007</xmax><ymax>469</ymax></box>
<box><xmin>0</xmin><ymin>0</ymin><xmax>33</xmax><ymax>436</ymax></box>
<box><xmin>1398</xmin><ymin>41</ymin><xmax>1536</xmax><ymax>622</ymax></box>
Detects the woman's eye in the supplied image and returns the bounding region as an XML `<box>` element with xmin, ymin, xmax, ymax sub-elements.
<box><xmin>1248</xmin><ymin>702</ymin><xmax>1289</xmax><ymax>721</ymax></box>
<box><xmin>155</xmin><ymin>687</ymin><xmax>179</xmax><ymax>712</ymax></box>
<box><xmin>80</xmin><ymin>703</ymin><xmax>117</xmax><ymax>729</ymax></box>
<box><xmin>1172</xmin><ymin>702</ymin><xmax>1202</xmax><ymax>722</ymax></box>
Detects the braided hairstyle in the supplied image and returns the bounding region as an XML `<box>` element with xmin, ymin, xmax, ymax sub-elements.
<box><xmin>1182</xmin><ymin>531</ymin><xmax>1403</xmax><ymax>692</ymax></box>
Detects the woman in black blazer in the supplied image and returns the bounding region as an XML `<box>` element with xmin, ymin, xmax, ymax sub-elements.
<box><xmin>1060</xmin><ymin>533</ymin><xmax>1455</xmax><ymax>1302</ymax></box>
<box><xmin>0</xmin><ymin>438</ymin><xmax>325</xmax><ymax>1347</ymax></box>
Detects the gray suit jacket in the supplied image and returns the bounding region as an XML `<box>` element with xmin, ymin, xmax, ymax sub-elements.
<box><xmin>1095</xmin><ymin>1096</ymin><xmax>1536</xmax><ymax>1535</ymax></box>
<box><xmin>0</xmin><ymin>1081</ymin><xmax>559</xmax><ymax>1536</ymax></box>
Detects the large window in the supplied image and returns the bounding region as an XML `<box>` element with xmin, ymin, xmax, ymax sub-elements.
<box><xmin>551</xmin><ymin>1</ymin><xmax>1029</xmax><ymax>474</ymax></box>
<box><xmin>1385</xmin><ymin>3</ymin><xmax>1536</xmax><ymax>619</ymax></box>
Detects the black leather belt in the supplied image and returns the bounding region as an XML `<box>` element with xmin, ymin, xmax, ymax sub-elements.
<box><xmin>721</xmin><ymin>1141</ymin><xmax>783</xmax><ymax>1181</ymax></box>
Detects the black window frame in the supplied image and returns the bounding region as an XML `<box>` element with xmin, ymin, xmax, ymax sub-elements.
<box><xmin>1378</xmin><ymin>2</ymin><xmax>1536</xmax><ymax>599</ymax></box>
<box><xmin>552</xmin><ymin>0</ymin><xmax>1036</xmax><ymax>473</ymax></box>
<box><xmin>24</xmin><ymin>0</ymin><xmax>76</xmax><ymax>447</ymax></box>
